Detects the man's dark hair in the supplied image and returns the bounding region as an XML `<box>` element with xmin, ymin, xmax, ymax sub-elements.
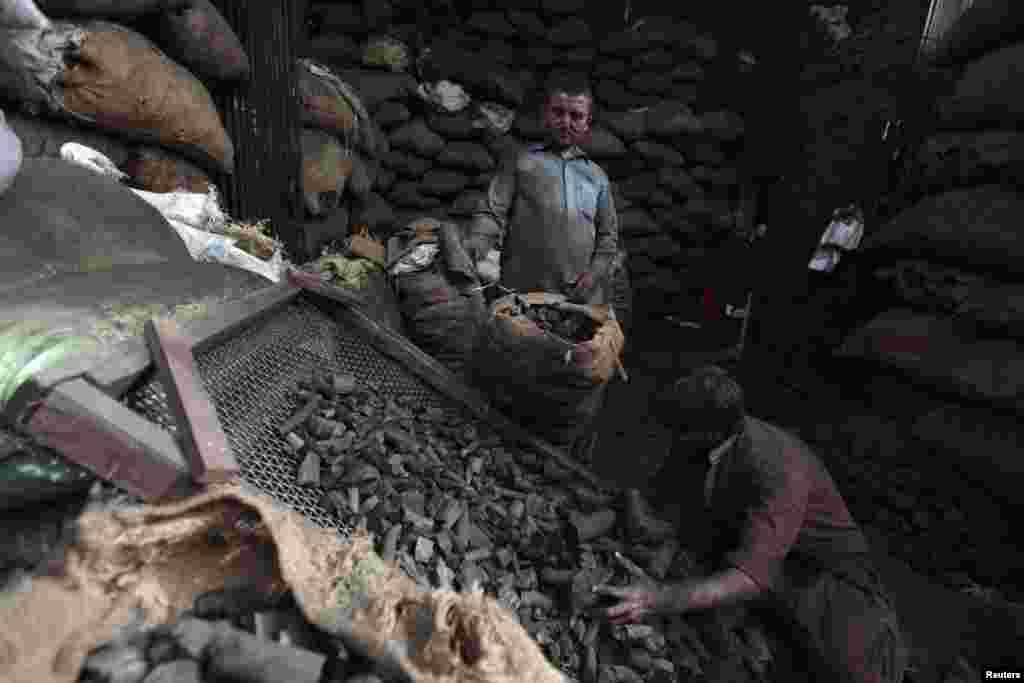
<box><xmin>542</xmin><ymin>70</ymin><xmax>594</xmax><ymax>103</ymax></box>
<box><xmin>659</xmin><ymin>365</ymin><xmax>746</xmax><ymax>444</ymax></box>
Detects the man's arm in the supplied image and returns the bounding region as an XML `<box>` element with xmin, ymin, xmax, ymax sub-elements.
<box><xmin>657</xmin><ymin>568</ymin><xmax>761</xmax><ymax>612</ymax></box>
<box><xmin>589</xmin><ymin>177</ymin><xmax>619</xmax><ymax>285</ymax></box>
<box><xmin>598</xmin><ymin>448</ymin><xmax>812</xmax><ymax>624</ymax></box>
<box><xmin>595</xmin><ymin>568</ymin><xmax>760</xmax><ymax>624</ymax></box>
<box><xmin>465</xmin><ymin>153</ymin><xmax>516</xmax><ymax>263</ymax></box>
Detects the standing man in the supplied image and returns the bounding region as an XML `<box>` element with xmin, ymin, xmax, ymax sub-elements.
<box><xmin>465</xmin><ymin>71</ymin><xmax>620</xmax><ymax>307</ymax></box>
<box><xmin>598</xmin><ymin>366</ymin><xmax>907</xmax><ymax>683</ymax></box>
<box><xmin>466</xmin><ymin>72</ymin><xmax>623</xmax><ymax>461</ymax></box>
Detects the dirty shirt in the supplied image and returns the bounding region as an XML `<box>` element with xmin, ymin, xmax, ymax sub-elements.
<box><xmin>705</xmin><ymin>416</ymin><xmax>870</xmax><ymax>592</ymax></box>
<box><xmin>704</xmin><ymin>418</ymin><xmax>905</xmax><ymax>682</ymax></box>
<box><xmin>470</xmin><ymin>144</ymin><xmax>619</xmax><ymax>300</ymax></box>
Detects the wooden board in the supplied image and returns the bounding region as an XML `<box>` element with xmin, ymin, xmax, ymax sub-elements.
<box><xmin>144</xmin><ymin>318</ymin><xmax>239</xmax><ymax>484</ymax></box>
<box><xmin>25</xmin><ymin>378</ymin><xmax>193</xmax><ymax>501</ymax></box>
<box><xmin>85</xmin><ymin>338</ymin><xmax>152</xmax><ymax>398</ymax></box>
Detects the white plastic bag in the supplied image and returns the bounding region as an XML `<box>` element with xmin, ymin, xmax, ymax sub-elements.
<box><xmin>59</xmin><ymin>142</ymin><xmax>126</xmax><ymax>181</ymax></box>
<box><xmin>809</xmin><ymin>205</ymin><xmax>864</xmax><ymax>273</ymax></box>
<box><xmin>476</xmin><ymin>249</ymin><xmax>500</xmax><ymax>284</ymax></box>
<box><xmin>389</xmin><ymin>242</ymin><xmax>440</xmax><ymax>276</ymax></box>
<box><xmin>1</xmin><ymin>108</ymin><xmax>22</xmax><ymax>196</ymax></box>
<box><xmin>417</xmin><ymin>80</ymin><xmax>471</xmax><ymax>113</ymax></box>
<box><xmin>130</xmin><ymin>187</ymin><xmax>227</xmax><ymax>233</ymax></box>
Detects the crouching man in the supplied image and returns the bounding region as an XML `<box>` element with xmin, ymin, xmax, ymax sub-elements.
<box><xmin>597</xmin><ymin>366</ymin><xmax>907</xmax><ymax>683</ymax></box>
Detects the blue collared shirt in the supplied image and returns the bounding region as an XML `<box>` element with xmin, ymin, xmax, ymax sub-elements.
<box><xmin>469</xmin><ymin>143</ymin><xmax>619</xmax><ymax>300</ymax></box>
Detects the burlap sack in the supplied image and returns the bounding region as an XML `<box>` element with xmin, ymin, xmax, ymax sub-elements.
<box><xmin>156</xmin><ymin>0</ymin><xmax>250</xmax><ymax>82</ymax></box>
<box><xmin>296</xmin><ymin>59</ymin><xmax>377</xmax><ymax>158</ymax></box>
<box><xmin>302</xmin><ymin>128</ymin><xmax>353</xmax><ymax>217</ymax></box>
<box><xmin>0</xmin><ymin>21</ymin><xmax>234</xmax><ymax>174</ymax></box>
<box><xmin>0</xmin><ymin>483</ymin><xmax>564</xmax><ymax>683</ymax></box>
<box><xmin>298</xmin><ymin>60</ymin><xmax>355</xmax><ymax>137</ymax></box>
<box><xmin>388</xmin><ymin>220</ymin><xmax>486</xmax><ymax>379</ymax></box>
<box><xmin>61</xmin><ymin>22</ymin><xmax>234</xmax><ymax>174</ymax></box>
<box><xmin>121</xmin><ymin>146</ymin><xmax>211</xmax><ymax>193</ymax></box>
<box><xmin>472</xmin><ymin>293</ymin><xmax>625</xmax><ymax>448</ymax></box>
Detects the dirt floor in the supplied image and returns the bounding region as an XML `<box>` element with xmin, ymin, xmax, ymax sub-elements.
<box><xmin>589</xmin><ymin>305</ymin><xmax>1024</xmax><ymax>678</ymax></box>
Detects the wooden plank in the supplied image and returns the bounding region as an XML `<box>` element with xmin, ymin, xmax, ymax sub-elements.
<box><xmin>85</xmin><ymin>338</ymin><xmax>152</xmax><ymax>398</ymax></box>
<box><xmin>289</xmin><ymin>271</ymin><xmax>605</xmax><ymax>488</ymax></box>
<box><xmin>189</xmin><ymin>282</ymin><xmax>302</xmax><ymax>353</ymax></box>
<box><xmin>144</xmin><ymin>319</ymin><xmax>239</xmax><ymax>484</ymax></box>
<box><xmin>25</xmin><ymin>379</ymin><xmax>193</xmax><ymax>501</ymax></box>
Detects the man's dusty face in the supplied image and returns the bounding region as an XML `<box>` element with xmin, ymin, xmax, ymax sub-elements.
<box><xmin>543</xmin><ymin>92</ymin><xmax>593</xmax><ymax>148</ymax></box>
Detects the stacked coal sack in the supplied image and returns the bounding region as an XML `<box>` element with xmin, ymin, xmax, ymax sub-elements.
<box><xmin>0</xmin><ymin>0</ymin><xmax>248</xmax><ymax>194</ymax></box>
<box><xmin>587</xmin><ymin>21</ymin><xmax>745</xmax><ymax>316</ymax></box>
<box><xmin>839</xmin><ymin>6</ymin><xmax>1024</xmax><ymax>510</ymax></box>
<box><xmin>294</xmin><ymin>57</ymin><xmax>392</xmax><ymax>254</ymax></box>
<box><xmin>301</xmin><ymin>2</ymin><xmax>749</xmax><ymax>315</ymax></box>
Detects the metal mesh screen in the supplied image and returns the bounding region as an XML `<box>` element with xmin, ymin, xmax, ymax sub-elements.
<box><xmin>125</xmin><ymin>295</ymin><xmax>453</xmax><ymax>533</ymax></box>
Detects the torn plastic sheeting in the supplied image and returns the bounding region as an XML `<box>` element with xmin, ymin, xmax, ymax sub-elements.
<box><xmin>169</xmin><ymin>220</ymin><xmax>284</xmax><ymax>283</ymax></box>
<box><xmin>809</xmin><ymin>205</ymin><xmax>864</xmax><ymax>273</ymax></box>
<box><xmin>59</xmin><ymin>141</ymin><xmax>125</xmax><ymax>181</ymax></box>
<box><xmin>128</xmin><ymin>187</ymin><xmax>285</xmax><ymax>283</ymax></box>
<box><xmin>417</xmin><ymin>80</ymin><xmax>471</xmax><ymax>113</ymax></box>
<box><xmin>130</xmin><ymin>187</ymin><xmax>227</xmax><ymax>234</ymax></box>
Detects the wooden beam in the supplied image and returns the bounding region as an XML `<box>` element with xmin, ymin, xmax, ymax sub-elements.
<box><xmin>288</xmin><ymin>270</ymin><xmax>606</xmax><ymax>488</ymax></box>
<box><xmin>85</xmin><ymin>338</ymin><xmax>152</xmax><ymax>398</ymax></box>
<box><xmin>25</xmin><ymin>379</ymin><xmax>193</xmax><ymax>501</ymax></box>
<box><xmin>144</xmin><ymin>318</ymin><xmax>239</xmax><ymax>484</ymax></box>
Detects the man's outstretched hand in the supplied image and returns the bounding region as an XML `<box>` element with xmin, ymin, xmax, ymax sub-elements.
<box><xmin>593</xmin><ymin>583</ymin><xmax>661</xmax><ymax>625</ymax></box>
